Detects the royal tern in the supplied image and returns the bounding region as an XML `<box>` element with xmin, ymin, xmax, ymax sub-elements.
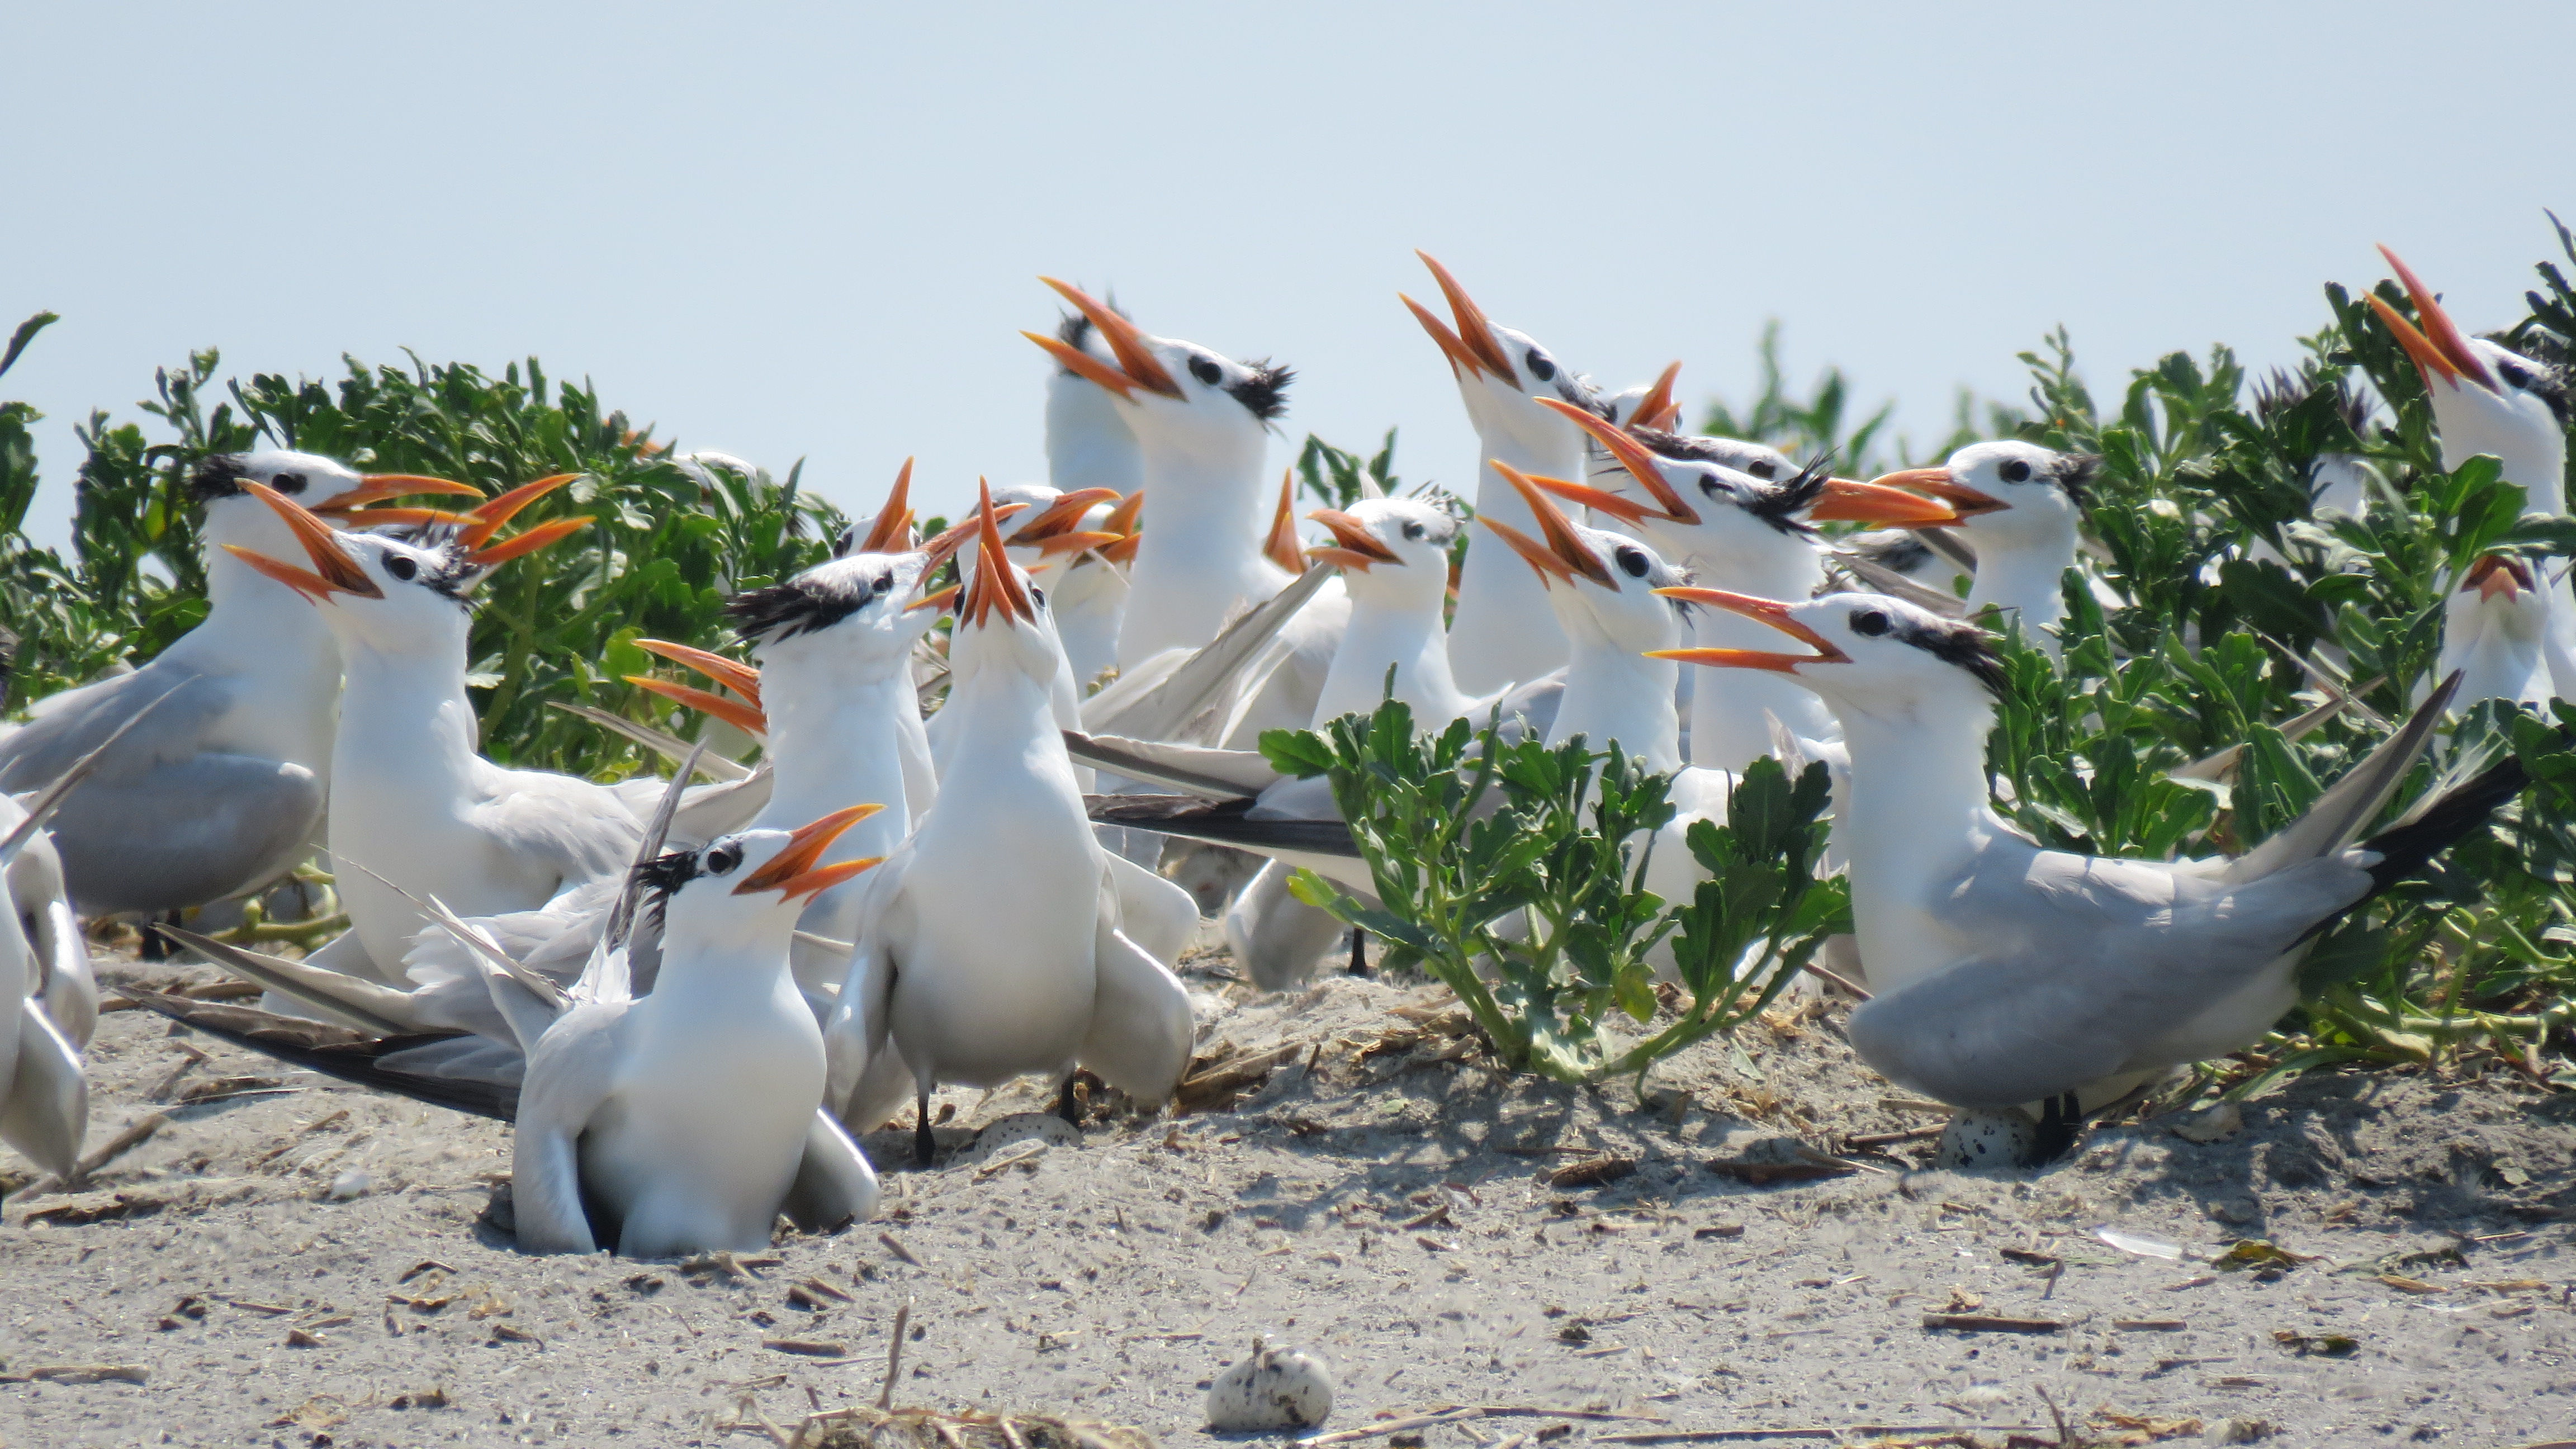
<box><xmin>2436</xmin><ymin>554</ymin><xmax>2566</xmax><ymax>713</ymax></box>
<box><xmin>1043</xmin><ymin>305</ymin><xmax>1148</xmax><ymax>680</ymax></box>
<box><xmin>513</xmin><ymin>807</ymin><xmax>884</xmax><ymax>1254</ymax></box>
<box><xmin>1402</xmin><ymin>253</ymin><xmax>1637</xmax><ymax>694</ymax></box>
<box><xmin>0</xmin><ymin>452</ymin><xmax>482</xmax><ymax>915</ymax></box>
<box><xmin>2370</xmin><ymin>247</ymin><xmax>2569</xmax><ymax>508</ymax></box>
<box><xmin>826</xmin><ymin>489</ymin><xmax>1196</xmax><ymax>1164</ymax></box>
<box><xmin>1535</xmin><ymin>399</ymin><xmax>1959</xmax><ymax>769</ymax></box>
<box><xmin>1868</xmin><ymin>442</ymin><xmax>2100</xmax><ymax>658</ymax></box>
<box><xmin>1655</xmin><ymin>588</ymin><xmax>2515</xmax><ymax>1162</ymax></box>
<box><xmin>228</xmin><ymin>481</ymin><xmax>759</xmax><ymax>983</ymax></box>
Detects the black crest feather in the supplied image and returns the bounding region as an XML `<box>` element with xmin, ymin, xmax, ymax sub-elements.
<box><xmin>190</xmin><ymin>454</ymin><xmax>249</xmax><ymax>503</ymax></box>
<box><xmin>634</xmin><ymin>846</ymin><xmax>701</xmax><ymax>935</ymax></box>
<box><xmin>1900</xmin><ymin>615</ymin><xmax>2007</xmax><ymax>697</ymax></box>
<box><xmin>726</xmin><ymin>574</ymin><xmax>875</xmax><ymax>643</ymax></box>
<box><xmin>1227</xmin><ymin>361</ymin><xmax>1293</xmax><ymax>422</ymax></box>
<box><xmin>1744</xmin><ymin>458</ymin><xmax>1834</xmax><ymax>536</ymax></box>
<box><xmin>2051</xmin><ymin>453</ymin><xmax>2101</xmax><ymax>507</ymax></box>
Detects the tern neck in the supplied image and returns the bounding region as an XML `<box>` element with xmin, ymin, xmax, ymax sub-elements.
<box><xmin>1118</xmin><ymin>442</ymin><xmax>1285</xmax><ymax>666</ymax></box>
<box><xmin>330</xmin><ymin>634</ymin><xmax>484</xmax><ymax>817</ymax></box>
<box><xmin>166</xmin><ymin>504</ymin><xmax>344</xmax><ymax>676</ymax></box>
<box><xmin>1046</xmin><ymin>372</ymin><xmax>1143</xmax><ymax>495</ymax></box>
<box><xmin>755</xmin><ymin>655</ymin><xmax>916</xmax><ymax>859</ymax></box>
<box><xmin>1447</xmin><ymin>430</ymin><xmax>1582</xmax><ymax>693</ymax></box>
<box><xmin>1963</xmin><ymin>525</ymin><xmax>2077</xmax><ymax>652</ymax></box>
<box><xmin>652</xmin><ymin>907</ymin><xmax>797</xmax><ymax>997</ymax></box>
<box><xmin>1827</xmin><ymin>685</ymin><xmax>2003</xmax><ymax>994</ymax></box>
<box><xmin>1549</xmin><ymin>622</ymin><xmax>1681</xmax><ymax>772</ymax></box>
<box><xmin>1315</xmin><ymin>585</ymin><xmax>1471</xmax><ymax>726</ymax></box>
<box><xmin>2433</xmin><ymin>389</ymin><xmax>2567</xmax><ymax>514</ymax></box>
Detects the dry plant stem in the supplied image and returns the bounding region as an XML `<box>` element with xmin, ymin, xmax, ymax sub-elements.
<box><xmin>880</xmin><ymin>1298</ymin><xmax>912</xmax><ymax>1409</ymax></box>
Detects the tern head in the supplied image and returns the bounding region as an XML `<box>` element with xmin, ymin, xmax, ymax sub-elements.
<box><xmin>1478</xmin><ymin>465</ymin><xmax>1693</xmax><ymax>654</ymax></box>
<box><xmin>1045</xmin><ymin>307</ymin><xmax>1148</xmax><ymax>495</ymax></box>
<box><xmin>728</xmin><ymin>548</ymin><xmax>945</xmax><ymax>677</ymax></box>
<box><xmin>944</xmin><ymin>480</ymin><xmax>1064</xmax><ymax>678</ymax></box>
<box><xmin>2447</xmin><ymin>553</ymin><xmax>2553</xmax><ymax>641</ymax></box>
<box><xmin>637</xmin><ymin>804</ymin><xmax>886</xmax><ymax>940</ymax></box>
<box><xmin>1401</xmin><ymin>252</ymin><xmax>1611</xmax><ymax>457</ymax></box>
<box><xmin>1024</xmin><ymin>280</ymin><xmax>1291</xmax><ymax>472</ymax></box>
<box><xmin>222</xmin><ymin>476</ymin><xmax>589</xmax><ymax>654</ymax></box>
<box><xmin>1651</xmin><ymin>589</ymin><xmax>2006</xmax><ymax>719</ymax></box>
<box><xmin>1306</xmin><ymin>497</ymin><xmax>1462</xmax><ymax>610</ymax></box>
<box><xmin>2369</xmin><ymin>247</ymin><xmax>2569</xmax><ymax>498</ymax></box>
<box><xmin>1871</xmin><ymin>442</ymin><xmax>2095</xmax><ymax>553</ymax></box>
<box><xmin>990</xmin><ymin>482</ymin><xmax>1126</xmax><ymax>574</ymax></box>
<box><xmin>1530</xmin><ymin>397</ymin><xmax>1957</xmax><ymax>578</ymax></box>
<box><xmin>191</xmin><ymin>451</ymin><xmax>482</xmax><ymax>559</ymax></box>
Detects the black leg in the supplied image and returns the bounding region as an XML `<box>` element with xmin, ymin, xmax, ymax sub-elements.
<box><xmin>1057</xmin><ymin>1074</ymin><xmax>1082</xmax><ymax>1126</ymax></box>
<box><xmin>1346</xmin><ymin>926</ymin><xmax>1368</xmax><ymax>977</ymax></box>
<box><xmin>139</xmin><ymin>910</ymin><xmax>179</xmax><ymax>962</ymax></box>
<box><xmin>2031</xmin><ymin>1091</ymin><xmax>2083</xmax><ymax>1164</ymax></box>
<box><xmin>913</xmin><ymin>1088</ymin><xmax>935</xmax><ymax>1168</ymax></box>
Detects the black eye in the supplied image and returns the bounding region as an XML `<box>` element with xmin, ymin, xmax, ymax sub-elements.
<box><xmin>872</xmin><ymin>572</ymin><xmax>894</xmax><ymax>594</ymax></box>
<box><xmin>1850</xmin><ymin>609</ymin><xmax>1890</xmax><ymax>637</ymax></box>
<box><xmin>1525</xmin><ymin>349</ymin><xmax>1555</xmax><ymax>381</ymax></box>
<box><xmin>385</xmin><ymin>555</ymin><xmax>418</xmax><ymax>581</ymax></box>
<box><xmin>1189</xmin><ymin>357</ymin><xmax>1224</xmax><ymax>387</ymax></box>
<box><xmin>1698</xmin><ymin>472</ymin><xmax>1732</xmax><ymax>499</ymax></box>
<box><xmin>705</xmin><ymin>842</ymin><xmax>742</xmax><ymax>875</ymax></box>
<box><xmin>1998</xmin><ymin>458</ymin><xmax>2033</xmax><ymax>484</ymax></box>
<box><xmin>272</xmin><ymin>472</ymin><xmax>307</xmax><ymax>495</ymax></box>
<box><xmin>2500</xmin><ymin>360</ymin><xmax>2531</xmax><ymax>390</ymax></box>
<box><xmin>1614</xmin><ymin>544</ymin><xmax>1650</xmax><ymax>578</ymax></box>
<box><xmin>1028</xmin><ymin>586</ymin><xmax>1045</xmax><ymax>609</ymax></box>
<box><xmin>1401</xmin><ymin>520</ymin><xmax>1426</xmax><ymax>541</ymax></box>
<box><xmin>1745</xmin><ymin>461</ymin><xmax>1776</xmax><ymax>480</ymax></box>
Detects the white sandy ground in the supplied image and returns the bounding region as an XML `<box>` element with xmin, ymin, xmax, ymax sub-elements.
<box><xmin>2</xmin><ymin>932</ymin><xmax>2571</xmax><ymax>1448</ymax></box>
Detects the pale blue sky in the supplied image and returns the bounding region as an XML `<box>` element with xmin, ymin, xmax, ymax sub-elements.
<box><xmin>4</xmin><ymin>2</ymin><xmax>2568</xmax><ymax>546</ymax></box>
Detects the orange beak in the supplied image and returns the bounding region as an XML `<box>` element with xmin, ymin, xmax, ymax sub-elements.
<box><xmin>223</xmin><ymin>481</ymin><xmax>386</xmax><ymax>602</ymax></box>
<box><xmin>1631</xmin><ymin>361</ymin><xmax>1683</xmax><ymax>433</ymax></box>
<box><xmin>626</xmin><ymin>676</ymin><xmax>770</xmax><ymax>737</ymax></box>
<box><xmin>463</xmin><ymin>514</ymin><xmax>593</xmax><ymax>567</ymax></box>
<box><xmin>919</xmin><ymin>500</ymin><xmax>1030</xmax><ymax>575</ymax></box>
<box><xmin>905</xmin><ymin>581</ymin><xmax>962</xmax><ymax>615</ymax></box>
<box><xmin>1405</xmin><ymin>252</ymin><xmax>1519</xmax><ymax>383</ymax></box>
<box><xmin>1484</xmin><ymin>462</ymin><xmax>1616</xmax><ymax>589</ymax></box>
<box><xmin>1808</xmin><ymin>477</ymin><xmax>1965</xmax><ymax>527</ymax></box>
<box><xmin>960</xmin><ymin>480</ymin><xmax>1037</xmax><ymax>628</ymax></box>
<box><xmin>459</xmin><ymin>473</ymin><xmax>581</xmax><ymax>548</ymax></box>
<box><xmin>1264</xmin><ymin>471</ymin><xmax>1308</xmax><ymax>576</ymax></box>
<box><xmin>1648</xmin><ymin>588</ymin><xmax>1852</xmax><ymax>673</ymax></box>
<box><xmin>733</xmin><ymin>803</ymin><xmax>887</xmax><ymax>902</ymax></box>
<box><xmin>2371</xmin><ymin>245</ymin><xmax>2499</xmax><ymax>393</ymax></box>
<box><xmin>1306</xmin><ymin>508</ymin><xmax>1403</xmax><ymax>571</ymax></box>
<box><xmin>1533</xmin><ymin>396</ymin><xmax>1699</xmax><ymax>524</ymax></box>
<box><xmin>2464</xmin><ymin>554</ymin><xmax>2532</xmax><ymax>602</ymax></box>
<box><xmin>306</xmin><ymin>473</ymin><xmax>485</xmax><ymax>517</ymax></box>
<box><xmin>1868</xmin><ymin>466</ymin><xmax>2005</xmax><ymax>519</ymax></box>
<box><xmin>634</xmin><ymin>639</ymin><xmax>763</xmax><ymax>710</ymax></box>
<box><xmin>1030</xmin><ymin>278</ymin><xmax>1183</xmax><ymax>400</ymax></box>
<box><xmin>1006</xmin><ymin>487</ymin><xmax>1122</xmax><ymax>548</ymax></box>
<box><xmin>857</xmin><ymin>458</ymin><xmax>918</xmax><ymax>554</ymax></box>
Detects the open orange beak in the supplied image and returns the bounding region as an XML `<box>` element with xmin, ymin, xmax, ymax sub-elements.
<box><xmin>626</xmin><ymin>676</ymin><xmax>769</xmax><ymax>737</ymax></box>
<box><xmin>2371</xmin><ymin>245</ymin><xmax>2499</xmax><ymax>394</ymax></box>
<box><xmin>223</xmin><ymin>480</ymin><xmax>386</xmax><ymax>602</ymax></box>
<box><xmin>1531</xmin><ymin>396</ymin><xmax>1700</xmax><ymax>525</ymax></box>
<box><xmin>1631</xmin><ymin>361</ymin><xmax>1683</xmax><ymax>432</ymax></box>
<box><xmin>627</xmin><ymin>639</ymin><xmax>768</xmax><ymax>736</ymax></box>
<box><xmin>1648</xmin><ymin>588</ymin><xmax>1852</xmax><ymax>673</ymax></box>
<box><xmin>1810</xmin><ymin>478</ymin><xmax>1964</xmax><ymax>527</ymax></box>
<box><xmin>1306</xmin><ymin>508</ymin><xmax>1403</xmax><ymax>571</ymax></box>
<box><xmin>1091</xmin><ymin>490</ymin><xmax>1145</xmax><ymax>566</ymax></box>
<box><xmin>1026</xmin><ymin>278</ymin><xmax>1183</xmax><ymax>401</ymax></box>
<box><xmin>856</xmin><ymin>457</ymin><xmax>918</xmax><ymax>554</ymax></box>
<box><xmin>458</xmin><ymin>473</ymin><xmax>581</xmax><ymax>547</ymax></box>
<box><xmin>634</xmin><ymin>640</ymin><xmax>763</xmax><ymax>705</ymax></box>
<box><xmin>1006</xmin><ymin>487</ymin><xmax>1124</xmax><ymax>560</ymax></box>
<box><xmin>2464</xmin><ymin>554</ymin><xmax>2532</xmax><ymax>602</ymax></box>
<box><xmin>733</xmin><ymin>803</ymin><xmax>887</xmax><ymax>902</ymax></box>
<box><xmin>1401</xmin><ymin>251</ymin><xmax>1519</xmax><ymax>383</ymax></box>
<box><xmin>307</xmin><ymin>473</ymin><xmax>485</xmax><ymax>527</ymax></box>
<box><xmin>1484</xmin><ymin>462</ymin><xmax>1617</xmax><ymax>589</ymax></box>
<box><xmin>1867</xmin><ymin>466</ymin><xmax>2005</xmax><ymax>520</ymax></box>
<box><xmin>960</xmin><ymin>480</ymin><xmax>1038</xmax><ymax>628</ymax></box>
<box><xmin>918</xmin><ymin>500</ymin><xmax>1030</xmax><ymax>577</ymax></box>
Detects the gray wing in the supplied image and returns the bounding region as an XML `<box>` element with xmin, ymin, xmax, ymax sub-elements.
<box><xmin>466</xmin><ymin>764</ymin><xmax>647</xmax><ymax>894</ymax></box>
<box><xmin>510</xmin><ymin>1001</ymin><xmax>629</xmax><ymax>1256</ymax></box>
<box><xmin>2224</xmin><ymin>671</ymin><xmax>2455</xmax><ymax>884</ymax></box>
<box><xmin>1079</xmin><ymin>883</ymin><xmax>1197</xmax><ymax>1104</ymax></box>
<box><xmin>1849</xmin><ymin>853</ymin><xmax>2371</xmax><ymax>1109</ymax></box>
<box><xmin>0</xmin><ymin>1002</ymin><xmax>87</xmax><ymax>1179</ymax></box>
<box><xmin>1081</xmin><ymin>564</ymin><xmax>1334</xmax><ymax>742</ymax></box>
<box><xmin>1104</xmin><ymin>852</ymin><xmax>1196</xmax><ymax>966</ymax></box>
<box><xmin>1062</xmin><ymin>731</ymin><xmax>1278</xmax><ymax>799</ymax></box>
<box><xmin>823</xmin><ymin>849</ymin><xmax>911</xmax><ymax>1120</ymax></box>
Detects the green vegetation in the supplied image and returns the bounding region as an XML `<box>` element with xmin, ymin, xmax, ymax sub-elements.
<box><xmin>1267</xmin><ymin>699</ymin><xmax>1846</xmax><ymax>1086</ymax></box>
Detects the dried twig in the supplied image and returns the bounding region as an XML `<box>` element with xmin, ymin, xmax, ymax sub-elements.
<box><xmin>879</xmin><ymin>1297</ymin><xmax>913</xmax><ymax>1409</ymax></box>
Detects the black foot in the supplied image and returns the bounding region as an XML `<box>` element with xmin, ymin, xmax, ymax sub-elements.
<box><xmin>1057</xmin><ymin>1075</ymin><xmax>1083</xmax><ymax>1127</ymax></box>
<box><xmin>1346</xmin><ymin>926</ymin><xmax>1368</xmax><ymax>977</ymax></box>
<box><xmin>913</xmin><ymin>1093</ymin><xmax>935</xmax><ymax>1168</ymax></box>
<box><xmin>2031</xmin><ymin>1091</ymin><xmax>2085</xmax><ymax>1164</ymax></box>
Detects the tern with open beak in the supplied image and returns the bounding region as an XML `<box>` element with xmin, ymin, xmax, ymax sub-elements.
<box><xmin>1535</xmin><ymin>397</ymin><xmax>1957</xmax><ymax>769</ymax></box>
<box><xmin>226</xmin><ymin>480</ymin><xmax>761</xmax><ymax>985</ymax></box>
<box><xmin>1868</xmin><ymin>443</ymin><xmax>2102</xmax><ymax>659</ymax></box>
<box><xmin>826</xmin><ymin>486</ymin><xmax>1196</xmax><ymax>1165</ymax></box>
<box><xmin>1403</xmin><ymin>253</ymin><xmax>1677</xmax><ymax>695</ymax></box>
<box><xmin>2370</xmin><ymin>246</ymin><xmax>2570</xmax><ymax>508</ymax></box>
<box><xmin>1655</xmin><ymin>589</ymin><xmax>2521</xmax><ymax>1164</ymax></box>
<box><xmin>2435</xmin><ymin>553</ymin><xmax>2568</xmax><ymax>715</ymax></box>
<box><xmin>0</xmin><ymin>452</ymin><xmax>483</xmax><ymax>916</ymax></box>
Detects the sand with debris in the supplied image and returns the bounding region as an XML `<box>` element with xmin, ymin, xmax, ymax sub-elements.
<box><xmin>3</xmin><ymin>933</ymin><xmax>2572</xmax><ymax>1448</ymax></box>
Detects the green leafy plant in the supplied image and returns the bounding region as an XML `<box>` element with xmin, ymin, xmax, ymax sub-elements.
<box><xmin>1294</xmin><ymin>429</ymin><xmax>1400</xmax><ymax>510</ymax></box>
<box><xmin>1266</xmin><ymin>699</ymin><xmax>1845</xmax><ymax>1086</ymax></box>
